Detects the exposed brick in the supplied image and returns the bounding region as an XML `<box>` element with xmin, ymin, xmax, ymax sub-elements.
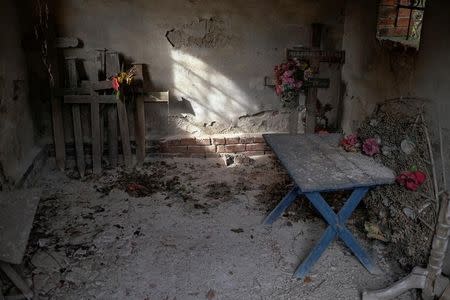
<box><xmin>205</xmin><ymin>153</ymin><xmax>222</xmax><ymax>158</ymax></box>
<box><xmin>396</xmin><ymin>17</ymin><xmax>411</xmax><ymax>27</ymax></box>
<box><xmin>187</xmin><ymin>145</ymin><xmax>216</xmax><ymax>153</ymax></box>
<box><xmin>239</xmin><ymin>136</ymin><xmax>252</xmax><ymax>144</ymax></box>
<box><xmin>240</xmin><ymin>135</ymin><xmax>264</xmax><ymax>144</ymax></box>
<box><xmin>217</xmin><ymin>144</ymin><xmax>246</xmax><ymax>153</ymax></box>
<box><xmin>160</xmin><ymin>138</ymin><xmax>180</xmax><ymax>146</ymax></box>
<box><xmin>196</xmin><ymin>138</ymin><xmax>211</xmax><ymax>145</ymax></box>
<box><xmin>225</xmin><ymin>137</ymin><xmax>240</xmax><ymax>144</ymax></box>
<box><xmin>379</xmin><ymin>0</ymin><xmax>396</xmax><ymax>5</ymax></box>
<box><xmin>179</xmin><ymin>138</ymin><xmax>197</xmax><ymax>145</ymax></box>
<box><xmin>378</xmin><ymin>6</ymin><xmax>396</xmax><ymax>18</ymax></box>
<box><xmin>253</xmin><ymin>136</ymin><xmax>265</xmax><ymax>143</ymax></box>
<box><xmin>264</xmin><ymin>150</ymin><xmax>274</xmax><ymax>155</ymax></box>
<box><xmin>377</xmin><ymin>17</ymin><xmax>396</xmax><ymax>26</ymax></box>
<box><xmin>212</xmin><ymin>137</ymin><xmax>225</xmax><ymax>145</ymax></box>
<box><xmin>245</xmin><ymin>143</ymin><xmax>266</xmax><ymax>151</ymax></box>
<box><xmin>242</xmin><ymin>151</ymin><xmax>265</xmax><ymax>157</ymax></box>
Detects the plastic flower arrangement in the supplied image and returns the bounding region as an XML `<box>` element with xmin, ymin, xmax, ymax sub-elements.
<box><xmin>340</xmin><ymin>134</ymin><xmax>381</xmax><ymax>157</ymax></box>
<box><xmin>274</xmin><ymin>59</ymin><xmax>310</xmax><ymax>107</ymax></box>
<box><xmin>362</xmin><ymin>138</ymin><xmax>380</xmax><ymax>156</ymax></box>
<box><xmin>110</xmin><ymin>66</ymin><xmax>137</xmax><ymax>99</ymax></box>
<box><xmin>340</xmin><ymin>134</ymin><xmax>360</xmax><ymax>152</ymax></box>
<box><xmin>396</xmin><ymin>170</ymin><xmax>426</xmax><ymax>191</ymax></box>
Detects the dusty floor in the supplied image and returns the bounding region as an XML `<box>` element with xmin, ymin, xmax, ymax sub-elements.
<box><xmin>15</xmin><ymin>156</ymin><xmax>416</xmax><ymax>299</ymax></box>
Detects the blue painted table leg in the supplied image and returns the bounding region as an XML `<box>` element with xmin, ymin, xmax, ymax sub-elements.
<box><xmin>338</xmin><ymin>227</ymin><xmax>378</xmax><ymax>274</ymax></box>
<box><xmin>294</xmin><ymin>187</ymin><xmax>377</xmax><ymax>278</ymax></box>
<box><xmin>263</xmin><ymin>186</ymin><xmax>299</xmax><ymax>225</ymax></box>
<box><xmin>293</xmin><ymin>226</ymin><xmax>336</xmax><ymax>279</ymax></box>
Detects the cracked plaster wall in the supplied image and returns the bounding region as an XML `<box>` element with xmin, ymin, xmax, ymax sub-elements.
<box><xmin>54</xmin><ymin>0</ymin><xmax>345</xmax><ymax>136</ymax></box>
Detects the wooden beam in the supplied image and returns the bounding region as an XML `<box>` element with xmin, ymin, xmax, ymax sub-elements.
<box><xmin>64</xmin><ymin>95</ymin><xmax>117</xmax><ymax>104</ymax></box>
<box><xmin>135</xmin><ymin>95</ymin><xmax>146</xmax><ymax>166</ymax></box>
<box><xmin>117</xmin><ymin>100</ymin><xmax>132</xmax><ymax>169</ymax></box>
<box><xmin>50</xmin><ymin>92</ymin><xmax>65</xmax><ymax>171</ymax></box>
<box><xmin>66</xmin><ymin>57</ymin><xmax>86</xmax><ymax>177</ymax></box>
<box><xmin>286</xmin><ymin>49</ymin><xmax>345</xmax><ymax>64</ymax></box>
<box><xmin>55</xmin><ymin>37</ymin><xmax>79</xmax><ymax>48</ymax></box>
<box><xmin>91</xmin><ymin>102</ymin><xmax>102</xmax><ymax>174</ymax></box>
<box><xmin>72</xmin><ymin>106</ymin><xmax>85</xmax><ymax>177</ymax></box>
<box><xmin>56</xmin><ymin>81</ymin><xmax>113</xmax><ymax>96</ymax></box>
<box><xmin>107</xmin><ymin>106</ymin><xmax>118</xmax><ymax>168</ymax></box>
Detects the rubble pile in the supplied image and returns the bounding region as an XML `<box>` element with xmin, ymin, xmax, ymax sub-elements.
<box><xmin>358</xmin><ymin>99</ymin><xmax>438</xmax><ymax>269</ymax></box>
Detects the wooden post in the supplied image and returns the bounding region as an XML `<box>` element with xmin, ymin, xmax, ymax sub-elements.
<box><xmin>91</xmin><ymin>100</ymin><xmax>102</xmax><ymax>174</ymax></box>
<box><xmin>117</xmin><ymin>100</ymin><xmax>132</xmax><ymax>169</ymax></box>
<box><xmin>50</xmin><ymin>92</ymin><xmax>65</xmax><ymax>171</ymax></box>
<box><xmin>132</xmin><ymin>63</ymin><xmax>146</xmax><ymax>166</ymax></box>
<box><xmin>66</xmin><ymin>57</ymin><xmax>85</xmax><ymax>177</ymax></box>
<box><xmin>304</xmin><ymin>23</ymin><xmax>323</xmax><ymax>134</ymax></box>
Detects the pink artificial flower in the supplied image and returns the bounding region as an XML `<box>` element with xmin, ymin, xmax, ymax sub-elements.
<box><xmin>340</xmin><ymin>134</ymin><xmax>359</xmax><ymax>152</ymax></box>
<box><xmin>396</xmin><ymin>171</ymin><xmax>426</xmax><ymax>191</ymax></box>
<box><xmin>275</xmin><ymin>85</ymin><xmax>283</xmax><ymax>96</ymax></box>
<box><xmin>111</xmin><ymin>77</ymin><xmax>120</xmax><ymax>92</ymax></box>
<box><xmin>362</xmin><ymin>138</ymin><xmax>380</xmax><ymax>156</ymax></box>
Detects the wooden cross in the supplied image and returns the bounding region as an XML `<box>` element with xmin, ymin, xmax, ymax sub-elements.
<box><xmin>265</xmin><ymin>24</ymin><xmax>345</xmax><ymax>133</ymax></box>
<box><xmin>288</xmin><ymin>23</ymin><xmax>345</xmax><ymax>133</ymax></box>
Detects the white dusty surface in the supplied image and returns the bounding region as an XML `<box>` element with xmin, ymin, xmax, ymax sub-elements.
<box><xmin>24</xmin><ymin>156</ymin><xmax>416</xmax><ymax>300</ymax></box>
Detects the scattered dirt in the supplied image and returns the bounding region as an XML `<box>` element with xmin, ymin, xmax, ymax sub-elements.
<box><xmin>358</xmin><ymin>99</ymin><xmax>437</xmax><ymax>269</ymax></box>
<box><xmin>3</xmin><ymin>156</ymin><xmax>412</xmax><ymax>299</ymax></box>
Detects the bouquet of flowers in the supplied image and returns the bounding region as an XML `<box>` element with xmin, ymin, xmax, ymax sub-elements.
<box><xmin>274</xmin><ymin>59</ymin><xmax>311</xmax><ymax>107</ymax></box>
<box><xmin>110</xmin><ymin>66</ymin><xmax>137</xmax><ymax>99</ymax></box>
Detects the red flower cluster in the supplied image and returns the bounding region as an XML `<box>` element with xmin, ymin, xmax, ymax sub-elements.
<box><xmin>396</xmin><ymin>171</ymin><xmax>426</xmax><ymax>191</ymax></box>
<box><xmin>340</xmin><ymin>134</ymin><xmax>359</xmax><ymax>152</ymax></box>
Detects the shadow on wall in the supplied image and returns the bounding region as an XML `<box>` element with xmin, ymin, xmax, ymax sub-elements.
<box><xmin>170</xmin><ymin>50</ymin><xmax>256</xmax><ymax>123</ymax></box>
<box><xmin>49</xmin><ymin>0</ymin><xmax>346</xmax><ymax>137</ymax></box>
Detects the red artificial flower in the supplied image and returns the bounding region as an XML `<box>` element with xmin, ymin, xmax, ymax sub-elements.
<box><xmin>340</xmin><ymin>134</ymin><xmax>359</xmax><ymax>152</ymax></box>
<box><xmin>111</xmin><ymin>77</ymin><xmax>120</xmax><ymax>92</ymax></box>
<box><xmin>362</xmin><ymin>138</ymin><xmax>380</xmax><ymax>156</ymax></box>
<box><xmin>396</xmin><ymin>171</ymin><xmax>426</xmax><ymax>191</ymax></box>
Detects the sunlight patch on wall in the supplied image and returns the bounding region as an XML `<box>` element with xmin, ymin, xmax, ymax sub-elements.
<box><xmin>171</xmin><ymin>50</ymin><xmax>255</xmax><ymax>123</ymax></box>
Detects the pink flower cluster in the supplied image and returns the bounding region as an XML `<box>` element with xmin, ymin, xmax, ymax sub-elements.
<box><xmin>340</xmin><ymin>134</ymin><xmax>359</xmax><ymax>152</ymax></box>
<box><xmin>340</xmin><ymin>134</ymin><xmax>380</xmax><ymax>157</ymax></box>
<box><xmin>274</xmin><ymin>60</ymin><xmax>304</xmax><ymax>96</ymax></box>
<box><xmin>362</xmin><ymin>138</ymin><xmax>380</xmax><ymax>157</ymax></box>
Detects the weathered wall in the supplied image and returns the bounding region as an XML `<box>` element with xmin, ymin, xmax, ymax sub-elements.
<box><xmin>412</xmin><ymin>0</ymin><xmax>450</xmax><ymax>276</ymax></box>
<box><xmin>340</xmin><ymin>0</ymin><xmax>416</xmax><ymax>133</ymax></box>
<box><xmin>53</xmin><ymin>0</ymin><xmax>345</xmax><ymax>137</ymax></box>
<box><xmin>0</xmin><ymin>1</ymin><xmax>40</xmax><ymax>190</ymax></box>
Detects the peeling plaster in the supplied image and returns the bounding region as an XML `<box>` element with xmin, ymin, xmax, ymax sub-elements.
<box><xmin>166</xmin><ymin>17</ymin><xmax>233</xmax><ymax>48</ymax></box>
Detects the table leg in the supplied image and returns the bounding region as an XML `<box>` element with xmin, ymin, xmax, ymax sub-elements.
<box><xmin>294</xmin><ymin>226</ymin><xmax>336</xmax><ymax>278</ymax></box>
<box><xmin>263</xmin><ymin>186</ymin><xmax>299</xmax><ymax>225</ymax></box>
<box><xmin>293</xmin><ymin>187</ymin><xmax>376</xmax><ymax>278</ymax></box>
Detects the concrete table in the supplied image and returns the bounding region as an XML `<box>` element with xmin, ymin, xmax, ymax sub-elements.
<box><xmin>263</xmin><ymin>133</ymin><xmax>395</xmax><ymax>279</ymax></box>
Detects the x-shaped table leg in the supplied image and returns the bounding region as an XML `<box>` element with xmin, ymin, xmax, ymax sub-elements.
<box><xmin>263</xmin><ymin>186</ymin><xmax>378</xmax><ymax>279</ymax></box>
<box><xmin>295</xmin><ymin>187</ymin><xmax>379</xmax><ymax>278</ymax></box>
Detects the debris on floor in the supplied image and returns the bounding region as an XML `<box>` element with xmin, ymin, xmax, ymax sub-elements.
<box><xmin>2</xmin><ymin>156</ymin><xmax>412</xmax><ymax>299</ymax></box>
<box><xmin>358</xmin><ymin>99</ymin><xmax>439</xmax><ymax>269</ymax></box>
